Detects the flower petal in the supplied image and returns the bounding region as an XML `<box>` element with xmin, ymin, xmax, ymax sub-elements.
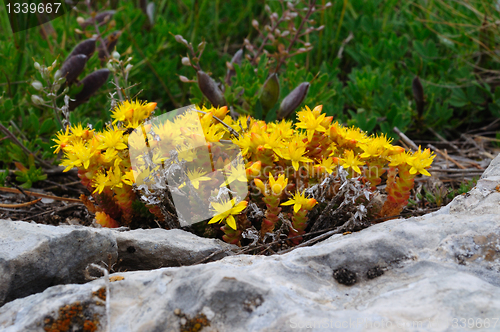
<box><xmin>226</xmin><ymin>215</ymin><xmax>237</xmax><ymax>230</ymax></box>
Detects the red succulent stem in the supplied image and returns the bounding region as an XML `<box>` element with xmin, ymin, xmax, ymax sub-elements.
<box><xmin>260</xmin><ymin>195</ymin><xmax>282</xmax><ymax>237</ymax></box>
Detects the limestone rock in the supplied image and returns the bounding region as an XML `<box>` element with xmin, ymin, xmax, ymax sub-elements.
<box><xmin>1</xmin><ymin>210</ymin><xmax>499</xmax><ymax>331</ymax></box>
<box><xmin>114</xmin><ymin>228</ymin><xmax>235</xmax><ymax>271</ymax></box>
<box><xmin>0</xmin><ymin>221</ymin><xmax>234</xmax><ymax>307</ymax></box>
<box><xmin>0</xmin><ymin>220</ymin><xmax>117</xmax><ymax>307</ymax></box>
<box><xmin>1</xmin><ymin>155</ymin><xmax>500</xmax><ymax>331</ymax></box>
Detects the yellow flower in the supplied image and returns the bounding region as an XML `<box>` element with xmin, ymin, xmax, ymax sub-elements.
<box><xmin>221</xmin><ymin>163</ymin><xmax>247</xmax><ymax>187</ymax></box>
<box><xmin>263</xmin><ymin>130</ymin><xmax>285</xmax><ymax>156</ymax></box>
<box><xmin>271</xmin><ymin>120</ymin><xmax>294</xmax><ymax>139</ymax></box>
<box><xmin>316</xmin><ymin>157</ymin><xmax>338</xmax><ymax>174</ymax></box>
<box><xmin>282</xmin><ymin>190</ymin><xmax>317</xmax><ymax>213</ymax></box>
<box><xmin>208</xmin><ymin>198</ymin><xmax>248</xmax><ymax>230</ymax></box>
<box><xmin>107</xmin><ymin>165</ymin><xmax>124</xmax><ymax>189</ymax></box>
<box><xmin>407</xmin><ymin>147</ymin><xmax>435</xmax><ymax>176</ymax></box>
<box><xmin>101</xmin><ymin>147</ymin><xmax>119</xmax><ymax>164</ymax></box>
<box><xmin>92</xmin><ymin>170</ymin><xmax>108</xmax><ymax>194</ymax></box>
<box><xmin>245</xmin><ymin>161</ymin><xmax>262</xmax><ymax>178</ymax></box>
<box><xmin>99</xmin><ymin>127</ymin><xmax>128</xmax><ymax>150</ymax></box>
<box><xmin>359</xmin><ymin>136</ymin><xmax>389</xmax><ymax>159</ymax></box>
<box><xmin>179</xmin><ymin>169</ymin><xmax>211</xmax><ymax>189</ymax></box>
<box><xmin>203</xmin><ymin>125</ymin><xmax>225</xmax><ymax>143</ymax></box>
<box><xmin>52</xmin><ymin>126</ymin><xmax>71</xmax><ymax>154</ymax></box>
<box><xmin>70</xmin><ymin>123</ymin><xmax>93</xmax><ymax>140</ymax></box>
<box><xmin>344</xmin><ymin>126</ymin><xmax>368</xmax><ymax>145</ymax></box>
<box><xmin>268</xmin><ymin>173</ymin><xmax>288</xmax><ymax>195</ymax></box>
<box><xmin>61</xmin><ymin>140</ymin><xmax>95</xmax><ymax>171</ymax></box>
<box><xmin>233</xmin><ymin>134</ymin><xmax>254</xmax><ymax>157</ymax></box>
<box><xmin>387</xmin><ymin>151</ymin><xmax>411</xmax><ymax>167</ymax></box>
<box><xmin>111</xmin><ymin>100</ymin><xmax>156</xmax><ymax>126</ymax></box>
<box><xmin>295</xmin><ymin>106</ymin><xmax>327</xmax><ymax>142</ymax></box>
<box><xmin>211</xmin><ymin>105</ymin><xmax>229</xmax><ymax>120</ymax></box>
<box><xmin>122</xmin><ymin>170</ymin><xmax>136</xmax><ymax>186</ymax></box>
<box><xmin>277</xmin><ymin>134</ymin><xmax>312</xmax><ymax>171</ymax></box>
<box><xmin>339</xmin><ymin>150</ymin><xmax>365</xmax><ymax>174</ymax></box>
<box><xmin>177</xmin><ymin>144</ymin><xmax>198</xmax><ymax>162</ymax></box>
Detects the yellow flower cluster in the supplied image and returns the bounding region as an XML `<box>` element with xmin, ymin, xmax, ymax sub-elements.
<box><xmin>53</xmin><ymin>100</ymin><xmax>435</xmax><ymax>245</ymax></box>
<box><xmin>52</xmin><ymin>100</ymin><xmax>157</xmax><ymax>226</ymax></box>
<box><xmin>231</xmin><ymin>105</ymin><xmax>432</xmax><ymax>179</ymax></box>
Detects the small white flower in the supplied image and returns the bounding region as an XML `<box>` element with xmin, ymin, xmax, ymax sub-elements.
<box><xmin>31</xmin><ymin>81</ymin><xmax>43</xmax><ymax>91</ymax></box>
<box><xmin>31</xmin><ymin>95</ymin><xmax>44</xmax><ymax>105</ymax></box>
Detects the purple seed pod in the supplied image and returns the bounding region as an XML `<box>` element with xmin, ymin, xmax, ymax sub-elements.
<box><xmin>65</xmin><ymin>39</ymin><xmax>96</xmax><ymax>61</ymax></box>
<box><xmin>80</xmin><ymin>10</ymin><xmax>116</xmax><ymax>29</ymax></box>
<box><xmin>197</xmin><ymin>70</ymin><xmax>226</xmax><ymax>108</ymax></box>
<box><xmin>277</xmin><ymin>82</ymin><xmax>310</xmax><ymax>120</ymax></box>
<box><xmin>59</xmin><ymin>54</ymin><xmax>88</xmax><ymax>85</ymax></box>
<box><xmin>69</xmin><ymin>69</ymin><xmax>110</xmax><ymax>110</ymax></box>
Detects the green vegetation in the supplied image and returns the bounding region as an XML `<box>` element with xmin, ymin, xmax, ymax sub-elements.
<box><xmin>1</xmin><ymin>0</ymin><xmax>499</xmax><ymax>187</ymax></box>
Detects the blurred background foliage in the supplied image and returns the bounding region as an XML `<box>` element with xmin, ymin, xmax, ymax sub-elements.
<box><xmin>1</xmin><ymin>0</ymin><xmax>500</xmax><ymax>187</ymax></box>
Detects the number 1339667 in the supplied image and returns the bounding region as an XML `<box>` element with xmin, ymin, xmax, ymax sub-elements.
<box><xmin>6</xmin><ymin>2</ymin><xmax>61</xmax><ymax>14</ymax></box>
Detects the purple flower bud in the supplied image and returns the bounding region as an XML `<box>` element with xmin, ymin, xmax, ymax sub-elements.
<box><xmin>197</xmin><ymin>71</ymin><xmax>226</xmax><ymax>107</ymax></box>
<box><xmin>277</xmin><ymin>82</ymin><xmax>310</xmax><ymax>120</ymax></box>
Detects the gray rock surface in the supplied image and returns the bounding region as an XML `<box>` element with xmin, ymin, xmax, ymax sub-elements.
<box><xmin>1</xmin><ymin>154</ymin><xmax>499</xmax><ymax>331</ymax></box>
<box><xmin>0</xmin><ymin>221</ymin><xmax>117</xmax><ymax>307</ymax></box>
<box><xmin>115</xmin><ymin>228</ymin><xmax>234</xmax><ymax>271</ymax></box>
<box><xmin>0</xmin><ymin>221</ymin><xmax>234</xmax><ymax>307</ymax></box>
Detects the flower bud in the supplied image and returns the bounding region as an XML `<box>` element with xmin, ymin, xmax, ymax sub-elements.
<box><xmin>277</xmin><ymin>82</ymin><xmax>310</xmax><ymax>120</ymax></box>
<box><xmin>254</xmin><ymin>178</ymin><xmax>266</xmax><ymax>195</ymax></box>
<box><xmin>197</xmin><ymin>70</ymin><xmax>225</xmax><ymax>107</ymax></box>
<box><xmin>53</xmin><ymin>84</ymin><xmax>61</xmax><ymax>91</ymax></box>
<box><xmin>124</xmin><ymin>64</ymin><xmax>133</xmax><ymax>73</ymax></box>
<box><xmin>34</xmin><ymin>62</ymin><xmax>41</xmax><ymax>70</ymax></box>
<box><xmin>197</xmin><ymin>41</ymin><xmax>206</xmax><ymax>54</ymax></box>
<box><xmin>181</xmin><ymin>57</ymin><xmax>191</xmax><ymax>66</ymax></box>
<box><xmin>179</xmin><ymin>75</ymin><xmax>191</xmax><ymax>83</ymax></box>
<box><xmin>174</xmin><ymin>35</ymin><xmax>189</xmax><ymax>46</ymax></box>
<box><xmin>54</xmin><ymin>69</ymin><xmax>61</xmax><ymax>81</ymax></box>
<box><xmin>252</xmin><ymin>19</ymin><xmax>259</xmax><ymax>29</ymax></box>
<box><xmin>76</xmin><ymin>16</ymin><xmax>85</xmax><ymax>25</ymax></box>
<box><xmin>31</xmin><ymin>95</ymin><xmax>44</xmax><ymax>105</ymax></box>
<box><xmin>52</xmin><ymin>59</ymin><xmax>57</xmax><ymax>68</ymax></box>
<box><xmin>112</xmin><ymin>51</ymin><xmax>120</xmax><ymax>59</ymax></box>
<box><xmin>31</xmin><ymin>81</ymin><xmax>43</xmax><ymax>91</ymax></box>
<box><xmin>106</xmin><ymin>62</ymin><xmax>115</xmax><ymax>72</ymax></box>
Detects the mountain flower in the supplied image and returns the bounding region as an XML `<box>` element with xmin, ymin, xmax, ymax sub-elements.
<box><xmin>339</xmin><ymin>150</ymin><xmax>365</xmax><ymax>174</ymax></box>
<box><xmin>209</xmin><ymin>199</ymin><xmax>248</xmax><ymax>230</ymax></box>
<box><xmin>282</xmin><ymin>190</ymin><xmax>317</xmax><ymax>213</ymax></box>
<box><xmin>295</xmin><ymin>106</ymin><xmax>327</xmax><ymax>142</ymax></box>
